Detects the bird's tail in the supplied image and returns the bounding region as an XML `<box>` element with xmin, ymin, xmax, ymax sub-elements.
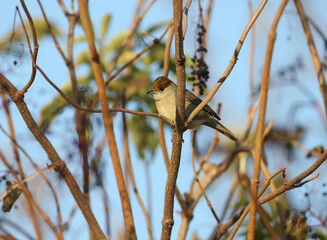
<box><xmin>204</xmin><ymin>120</ymin><xmax>238</xmax><ymax>142</ymax></box>
<box><xmin>216</xmin><ymin>122</ymin><xmax>238</xmax><ymax>142</ymax></box>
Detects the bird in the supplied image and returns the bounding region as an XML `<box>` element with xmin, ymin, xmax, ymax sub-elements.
<box><xmin>147</xmin><ymin>76</ymin><xmax>238</xmax><ymax>142</ymax></box>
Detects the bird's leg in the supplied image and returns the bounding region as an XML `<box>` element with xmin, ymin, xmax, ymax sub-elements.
<box><xmin>170</xmin><ymin>120</ymin><xmax>176</xmax><ymax>130</ymax></box>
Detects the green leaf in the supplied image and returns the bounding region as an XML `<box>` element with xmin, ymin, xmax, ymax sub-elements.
<box><xmin>116</xmin><ymin>50</ymin><xmax>135</xmax><ymax>65</ymax></box>
<box><xmin>100</xmin><ymin>14</ymin><xmax>112</xmax><ymax>41</ymax></box>
<box><xmin>76</xmin><ymin>50</ymin><xmax>90</xmax><ymax>66</ymax></box>
<box><xmin>31</xmin><ymin>18</ymin><xmax>62</xmax><ymax>39</ymax></box>
<box><xmin>105</xmin><ymin>30</ymin><xmax>129</xmax><ymax>53</ymax></box>
<box><xmin>74</xmin><ymin>35</ymin><xmax>86</xmax><ymax>43</ymax></box>
<box><xmin>145</xmin><ymin>21</ymin><xmax>168</xmax><ymax>34</ymax></box>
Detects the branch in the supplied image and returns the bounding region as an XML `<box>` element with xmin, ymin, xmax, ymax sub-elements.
<box><xmin>18</xmin><ymin>1</ymin><xmax>39</xmax><ymax>94</ymax></box>
<box><xmin>160</xmin><ymin>0</ymin><xmax>186</xmax><ymax>238</ymax></box>
<box><xmin>0</xmin><ymin>73</ymin><xmax>106</xmax><ymax>239</ymax></box>
<box><xmin>76</xmin><ymin>1</ymin><xmax>136</xmax><ymax>239</ymax></box>
<box><xmin>247</xmin><ymin>1</ymin><xmax>289</xmax><ymax>239</ymax></box>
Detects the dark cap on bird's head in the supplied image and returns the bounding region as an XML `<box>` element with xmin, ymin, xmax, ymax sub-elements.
<box><xmin>147</xmin><ymin>76</ymin><xmax>173</xmax><ymax>94</ymax></box>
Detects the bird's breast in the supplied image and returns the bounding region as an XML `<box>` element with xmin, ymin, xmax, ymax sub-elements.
<box><xmin>155</xmin><ymin>98</ymin><xmax>176</xmax><ymax>121</ymax></box>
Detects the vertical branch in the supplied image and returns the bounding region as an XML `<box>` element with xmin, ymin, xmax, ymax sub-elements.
<box><xmin>66</xmin><ymin>8</ymin><xmax>90</xmax><ymax>201</ymax></box>
<box><xmin>161</xmin><ymin>19</ymin><xmax>188</xmax><ymax>212</ymax></box>
<box><xmin>76</xmin><ymin>1</ymin><xmax>136</xmax><ymax>239</ymax></box>
<box><xmin>160</xmin><ymin>0</ymin><xmax>186</xmax><ymax>239</ymax></box>
<box><xmin>247</xmin><ymin>1</ymin><xmax>289</xmax><ymax>239</ymax></box>
<box><xmin>294</xmin><ymin>0</ymin><xmax>327</xmax><ymax>116</ymax></box>
<box><xmin>64</xmin><ymin>4</ymin><xmax>94</xmax><ymax>237</ymax></box>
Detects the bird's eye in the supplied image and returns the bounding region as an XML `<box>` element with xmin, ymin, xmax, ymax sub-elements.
<box><xmin>159</xmin><ymin>87</ymin><xmax>164</xmax><ymax>91</ymax></box>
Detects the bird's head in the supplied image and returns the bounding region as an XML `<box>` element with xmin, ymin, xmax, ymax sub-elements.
<box><xmin>147</xmin><ymin>76</ymin><xmax>176</xmax><ymax>101</ymax></box>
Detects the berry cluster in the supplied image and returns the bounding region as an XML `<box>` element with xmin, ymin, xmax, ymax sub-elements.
<box><xmin>189</xmin><ymin>24</ymin><xmax>209</xmax><ymax>96</ymax></box>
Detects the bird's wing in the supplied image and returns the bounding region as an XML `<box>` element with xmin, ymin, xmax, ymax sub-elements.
<box><xmin>185</xmin><ymin>90</ymin><xmax>221</xmax><ymax>120</ymax></box>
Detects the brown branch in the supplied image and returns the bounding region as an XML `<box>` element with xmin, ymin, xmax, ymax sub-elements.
<box><xmin>62</xmin><ymin>5</ymin><xmax>93</xmax><ymax>236</ymax></box>
<box><xmin>160</xmin><ymin>0</ymin><xmax>186</xmax><ymax>238</ymax></box>
<box><xmin>294</xmin><ymin>0</ymin><xmax>327</xmax><ymax>116</ymax></box>
<box><xmin>182</xmin><ymin>0</ymin><xmax>193</xmax><ymax>38</ymax></box>
<box><xmin>221</xmin><ymin>173</ymin><xmax>239</xmax><ymax>221</ymax></box>
<box><xmin>160</xmin><ymin>15</ymin><xmax>189</xmax><ymax>216</ymax></box>
<box><xmin>0</xmin><ymin>73</ymin><xmax>106</xmax><ymax>239</ymax></box>
<box><xmin>247</xmin><ymin>1</ymin><xmax>289</xmax><ymax>239</ymax></box>
<box><xmin>158</xmin><ymin>118</ymin><xmax>189</xmax><ymax>215</ymax></box>
<box><xmin>77</xmin><ymin>1</ymin><xmax>136</xmax><ymax>239</ymax></box>
<box><xmin>18</xmin><ymin>1</ymin><xmax>39</xmax><ymax>94</ymax></box>
<box><xmin>185</xmin><ymin>0</ymin><xmax>269</xmax><ymax>127</ymax></box>
<box><xmin>57</xmin><ymin>0</ymin><xmax>69</xmax><ymax>16</ymax></box>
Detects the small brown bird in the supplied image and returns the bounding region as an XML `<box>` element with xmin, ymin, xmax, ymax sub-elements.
<box><xmin>147</xmin><ymin>76</ymin><xmax>238</xmax><ymax>141</ymax></box>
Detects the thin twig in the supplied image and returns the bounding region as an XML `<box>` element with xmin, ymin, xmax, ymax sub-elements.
<box><xmin>18</xmin><ymin>1</ymin><xmax>39</xmax><ymax>94</ymax></box>
<box><xmin>182</xmin><ymin>0</ymin><xmax>193</xmax><ymax>38</ymax></box>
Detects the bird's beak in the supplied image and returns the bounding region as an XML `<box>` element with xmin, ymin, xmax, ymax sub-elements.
<box><xmin>147</xmin><ymin>89</ymin><xmax>154</xmax><ymax>95</ymax></box>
